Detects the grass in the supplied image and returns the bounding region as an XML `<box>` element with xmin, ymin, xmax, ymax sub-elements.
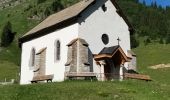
<box><xmin>134</xmin><ymin>43</ymin><xmax>170</xmax><ymax>70</ymax></box>
<box><xmin>0</xmin><ymin>80</ymin><xmax>169</xmax><ymax>100</ymax></box>
<box><xmin>0</xmin><ymin>61</ymin><xmax>19</xmax><ymax>82</ymax></box>
<box><xmin>0</xmin><ymin>42</ymin><xmax>20</xmax><ymax>81</ymax></box>
<box><xmin>133</xmin><ymin>43</ymin><xmax>170</xmax><ymax>84</ymax></box>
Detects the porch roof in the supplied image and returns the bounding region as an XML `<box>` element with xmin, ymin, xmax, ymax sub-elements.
<box><xmin>94</xmin><ymin>45</ymin><xmax>129</xmax><ymax>62</ymax></box>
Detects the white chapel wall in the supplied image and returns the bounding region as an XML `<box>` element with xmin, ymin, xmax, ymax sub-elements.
<box><xmin>78</xmin><ymin>0</ymin><xmax>131</xmax><ymax>72</ymax></box>
<box><xmin>20</xmin><ymin>23</ymin><xmax>79</xmax><ymax>84</ymax></box>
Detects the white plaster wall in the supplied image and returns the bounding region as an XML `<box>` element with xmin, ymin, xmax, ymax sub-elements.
<box><xmin>20</xmin><ymin>24</ymin><xmax>79</xmax><ymax>84</ymax></box>
<box><xmin>78</xmin><ymin>0</ymin><xmax>131</xmax><ymax>73</ymax></box>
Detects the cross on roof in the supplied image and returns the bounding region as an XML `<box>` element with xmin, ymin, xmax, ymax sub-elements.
<box><xmin>117</xmin><ymin>37</ymin><xmax>121</xmax><ymax>45</ymax></box>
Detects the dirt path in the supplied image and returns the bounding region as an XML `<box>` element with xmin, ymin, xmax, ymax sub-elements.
<box><xmin>149</xmin><ymin>64</ymin><xmax>170</xmax><ymax>69</ymax></box>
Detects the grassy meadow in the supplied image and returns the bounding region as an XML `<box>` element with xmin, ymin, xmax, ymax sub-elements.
<box><xmin>0</xmin><ymin>80</ymin><xmax>170</xmax><ymax>100</ymax></box>
<box><xmin>134</xmin><ymin>43</ymin><xmax>170</xmax><ymax>84</ymax></box>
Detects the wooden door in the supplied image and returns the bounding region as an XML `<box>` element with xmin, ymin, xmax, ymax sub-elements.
<box><xmin>104</xmin><ymin>60</ymin><xmax>112</xmax><ymax>80</ymax></box>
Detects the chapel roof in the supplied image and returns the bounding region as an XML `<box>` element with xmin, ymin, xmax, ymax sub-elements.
<box><xmin>19</xmin><ymin>0</ymin><xmax>134</xmax><ymax>45</ymax></box>
<box><xmin>94</xmin><ymin>45</ymin><xmax>129</xmax><ymax>62</ymax></box>
<box><xmin>22</xmin><ymin>0</ymin><xmax>95</xmax><ymax>38</ymax></box>
<box><xmin>99</xmin><ymin>45</ymin><xmax>120</xmax><ymax>55</ymax></box>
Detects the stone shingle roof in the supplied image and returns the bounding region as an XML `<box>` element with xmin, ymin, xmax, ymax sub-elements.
<box><xmin>22</xmin><ymin>0</ymin><xmax>95</xmax><ymax>38</ymax></box>
<box><xmin>94</xmin><ymin>45</ymin><xmax>129</xmax><ymax>62</ymax></box>
<box><xmin>19</xmin><ymin>0</ymin><xmax>134</xmax><ymax>45</ymax></box>
<box><xmin>99</xmin><ymin>45</ymin><xmax>120</xmax><ymax>55</ymax></box>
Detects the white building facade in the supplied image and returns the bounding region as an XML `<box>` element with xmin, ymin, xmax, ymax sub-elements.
<box><xmin>19</xmin><ymin>0</ymin><xmax>134</xmax><ymax>84</ymax></box>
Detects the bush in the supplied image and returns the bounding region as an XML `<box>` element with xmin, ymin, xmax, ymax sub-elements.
<box><xmin>144</xmin><ymin>37</ymin><xmax>151</xmax><ymax>46</ymax></box>
<box><xmin>44</xmin><ymin>7</ymin><xmax>51</xmax><ymax>18</ymax></box>
<box><xmin>24</xmin><ymin>4</ymin><xmax>33</xmax><ymax>12</ymax></box>
<box><xmin>159</xmin><ymin>37</ymin><xmax>164</xmax><ymax>44</ymax></box>
<box><xmin>7</xmin><ymin>14</ymin><xmax>10</xmax><ymax>17</ymax></box>
<box><xmin>130</xmin><ymin>34</ymin><xmax>139</xmax><ymax>48</ymax></box>
<box><xmin>165</xmin><ymin>34</ymin><xmax>170</xmax><ymax>44</ymax></box>
<box><xmin>51</xmin><ymin>0</ymin><xmax>64</xmax><ymax>12</ymax></box>
<box><xmin>37</xmin><ymin>0</ymin><xmax>46</xmax><ymax>5</ymax></box>
<box><xmin>0</xmin><ymin>21</ymin><xmax>16</xmax><ymax>47</ymax></box>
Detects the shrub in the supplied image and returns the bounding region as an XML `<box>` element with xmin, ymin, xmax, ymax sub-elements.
<box><xmin>24</xmin><ymin>4</ymin><xmax>33</xmax><ymax>12</ymax></box>
<box><xmin>165</xmin><ymin>34</ymin><xmax>170</xmax><ymax>44</ymax></box>
<box><xmin>51</xmin><ymin>0</ymin><xmax>64</xmax><ymax>12</ymax></box>
<box><xmin>44</xmin><ymin>7</ymin><xmax>51</xmax><ymax>18</ymax></box>
<box><xmin>0</xmin><ymin>21</ymin><xmax>16</xmax><ymax>47</ymax></box>
<box><xmin>159</xmin><ymin>37</ymin><xmax>164</xmax><ymax>44</ymax></box>
<box><xmin>144</xmin><ymin>37</ymin><xmax>151</xmax><ymax>46</ymax></box>
<box><xmin>130</xmin><ymin>34</ymin><xmax>139</xmax><ymax>48</ymax></box>
<box><xmin>7</xmin><ymin>14</ymin><xmax>10</xmax><ymax>17</ymax></box>
<box><xmin>37</xmin><ymin>0</ymin><xmax>46</xmax><ymax>5</ymax></box>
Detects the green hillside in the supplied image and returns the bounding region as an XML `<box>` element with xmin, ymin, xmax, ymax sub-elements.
<box><xmin>0</xmin><ymin>0</ymin><xmax>170</xmax><ymax>99</ymax></box>
<box><xmin>134</xmin><ymin>43</ymin><xmax>170</xmax><ymax>84</ymax></box>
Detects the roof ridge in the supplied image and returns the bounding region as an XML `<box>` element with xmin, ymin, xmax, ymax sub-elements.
<box><xmin>22</xmin><ymin>0</ymin><xmax>95</xmax><ymax>38</ymax></box>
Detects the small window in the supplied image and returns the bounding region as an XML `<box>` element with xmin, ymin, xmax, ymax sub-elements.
<box><xmin>55</xmin><ymin>40</ymin><xmax>61</xmax><ymax>61</ymax></box>
<box><xmin>102</xmin><ymin>4</ymin><xmax>107</xmax><ymax>12</ymax></box>
<box><xmin>30</xmin><ymin>48</ymin><xmax>35</xmax><ymax>67</ymax></box>
<box><xmin>102</xmin><ymin>34</ymin><xmax>109</xmax><ymax>45</ymax></box>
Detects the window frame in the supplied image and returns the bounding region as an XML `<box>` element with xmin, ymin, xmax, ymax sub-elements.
<box><xmin>55</xmin><ymin>40</ymin><xmax>61</xmax><ymax>62</ymax></box>
<box><xmin>29</xmin><ymin>47</ymin><xmax>36</xmax><ymax>69</ymax></box>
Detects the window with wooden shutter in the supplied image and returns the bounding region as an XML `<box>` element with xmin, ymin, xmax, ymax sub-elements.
<box><xmin>29</xmin><ymin>48</ymin><xmax>35</xmax><ymax>68</ymax></box>
<box><xmin>55</xmin><ymin>40</ymin><xmax>61</xmax><ymax>61</ymax></box>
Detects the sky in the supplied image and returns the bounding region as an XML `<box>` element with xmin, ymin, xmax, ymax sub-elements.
<box><xmin>139</xmin><ymin>0</ymin><xmax>170</xmax><ymax>8</ymax></box>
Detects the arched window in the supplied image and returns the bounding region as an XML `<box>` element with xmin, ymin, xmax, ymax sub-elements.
<box><xmin>55</xmin><ymin>40</ymin><xmax>61</xmax><ymax>61</ymax></box>
<box><xmin>29</xmin><ymin>48</ymin><xmax>35</xmax><ymax>67</ymax></box>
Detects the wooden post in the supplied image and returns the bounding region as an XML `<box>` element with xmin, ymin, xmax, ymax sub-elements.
<box><xmin>99</xmin><ymin>60</ymin><xmax>106</xmax><ymax>81</ymax></box>
<box><xmin>119</xmin><ymin>60</ymin><xmax>125</xmax><ymax>81</ymax></box>
<box><xmin>119</xmin><ymin>65</ymin><xmax>123</xmax><ymax>81</ymax></box>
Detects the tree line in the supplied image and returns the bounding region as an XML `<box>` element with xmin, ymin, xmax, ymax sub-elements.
<box><xmin>118</xmin><ymin>0</ymin><xmax>170</xmax><ymax>48</ymax></box>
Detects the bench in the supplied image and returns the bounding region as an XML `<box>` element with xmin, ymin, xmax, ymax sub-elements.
<box><xmin>65</xmin><ymin>72</ymin><xmax>97</xmax><ymax>80</ymax></box>
<box><xmin>124</xmin><ymin>73</ymin><xmax>151</xmax><ymax>81</ymax></box>
<box><xmin>31</xmin><ymin>75</ymin><xmax>54</xmax><ymax>83</ymax></box>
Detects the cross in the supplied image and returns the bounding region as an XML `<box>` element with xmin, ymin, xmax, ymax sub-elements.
<box><xmin>117</xmin><ymin>37</ymin><xmax>121</xmax><ymax>45</ymax></box>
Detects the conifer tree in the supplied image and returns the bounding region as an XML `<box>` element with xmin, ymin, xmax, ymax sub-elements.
<box><xmin>0</xmin><ymin>21</ymin><xmax>15</xmax><ymax>47</ymax></box>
